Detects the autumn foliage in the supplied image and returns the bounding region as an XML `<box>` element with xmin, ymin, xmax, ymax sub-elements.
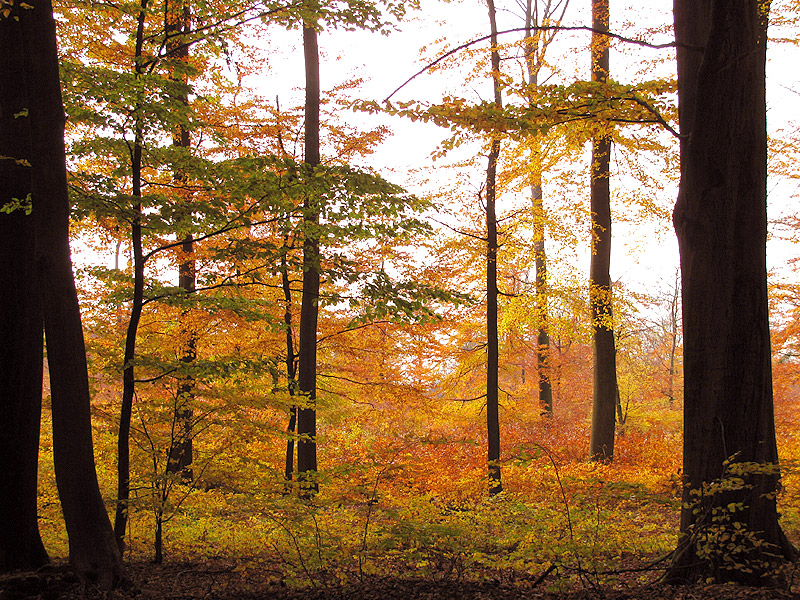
<box><xmin>8</xmin><ymin>0</ymin><xmax>800</xmax><ymax>594</ymax></box>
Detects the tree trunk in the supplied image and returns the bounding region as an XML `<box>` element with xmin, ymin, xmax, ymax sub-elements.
<box><xmin>114</xmin><ymin>0</ymin><xmax>148</xmax><ymax>551</ymax></box>
<box><xmin>666</xmin><ymin>0</ymin><xmax>797</xmax><ymax>584</ymax></box>
<box><xmin>114</xmin><ymin>142</ymin><xmax>144</xmax><ymax>551</ymax></box>
<box><xmin>588</xmin><ymin>0</ymin><xmax>617</xmax><ymax>462</ymax></box>
<box><xmin>296</xmin><ymin>22</ymin><xmax>320</xmax><ymax>497</ymax></box>
<box><xmin>666</xmin><ymin>272</ymin><xmax>679</xmax><ymax>406</ymax></box>
<box><xmin>532</xmin><ymin>159</ymin><xmax>553</xmax><ymax>416</ymax></box>
<box><xmin>0</xmin><ymin>12</ymin><xmax>49</xmax><ymax>570</ymax></box>
<box><xmin>21</xmin><ymin>0</ymin><xmax>125</xmax><ymax>587</ymax></box>
<box><xmin>166</xmin><ymin>0</ymin><xmax>195</xmax><ymax>483</ymax></box>
<box><xmin>282</xmin><ymin>244</ymin><xmax>299</xmax><ymax>488</ymax></box>
<box><xmin>170</xmin><ymin>236</ymin><xmax>195</xmax><ymax>482</ymax></box>
<box><xmin>485</xmin><ymin>0</ymin><xmax>503</xmax><ymax>496</ymax></box>
<box><xmin>523</xmin><ymin>0</ymin><xmax>556</xmax><ymax>418</ymax></box>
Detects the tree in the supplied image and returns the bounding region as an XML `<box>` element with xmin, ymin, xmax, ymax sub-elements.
<box><xmin>0</xmin><ymin>8</ymin><xmax>49</xmax><ymax>572</ymax></box>
<box><xmin>587</xmin><ymin>0</ymin><xmax>617</xmax><ymax>462</ymax></box>
<box><xmin>666</xmin><ymin>0</ymin><xmax>797</xmax><ymax>584</ymax></box>
<box><xmin>296</xmin><ymin>17</ymin><xmax>322</xmax><ymax>496</ymax></box>
<box><xmin>521</xmin><ymin>0</ymin><xmax>571</xmax><ymax>416</ymax></box>
<box><xmin>484</xmin><ymin>0</ymin><xmax>503</xmax><ymax>497</ymax></box>
<box><xmin>281</xmin><ymin>230</ymin><xmax>300</xmax><ymax>488</ymax></box>
<box><xmin>113</xmin><ymin>0</ymin><xmax>148</xmax><ymax>549</ymax></box>
<box><xmin>288</xmin><ymin>0</ymin><xmax>420</xmax><ymax>496</ymax></box>
<box><xmin>165</xmin><ymin>0</ymin><xmax>196</xmax><ymax>484</ymax></box>
<box><xmin>18</xmin><ymin>0</ymin><xmax>125</xmax><ymax>587</ymax></box>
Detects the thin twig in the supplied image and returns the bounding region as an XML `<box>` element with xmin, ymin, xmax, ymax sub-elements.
<box><xmin>386</xmin><ymin>25</ymin><xmax>688</xmax><ymax>100</ymax></box>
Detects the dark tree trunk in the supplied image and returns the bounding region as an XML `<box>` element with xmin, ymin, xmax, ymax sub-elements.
<box><xmin>588</xmin><ymin>0</ymin><xmax>617</xmax><ymax>462</ymax></box>
<box><xmin>170</xmin><ymin>234</ymin><xmax>195</xmax><ymax>482</ymax></box>
<box><xmin>532</xmin><ymin>170</ymin><xmax>553</xmax><ymax>416</ymax></box>
<box><xmin>154</xmin><ymin>513</ymin><xmax>164</xmax><ymax>565</ymax></box>
<box><xmin>666</xmin><ymin>273</ymin><xmax>680</xmax><ymax>406</ymax></box>
<box><xmin>523</xmin><ymin>0</ymin><xmax>558</xmax><ymax>418</ymax></box>
<box><xmin>296</xmin><ymin>22</ymin><xmax>320</xmax><ymax>497</ymax></box>
<box><xmin>666</xmin><ymin>0</ymin><xmax>797</xmax><ymax>584</ymax></box>
<box><xmin>284</xmin><ymin>405</ymin><xmax>298</xmax><ymax>483</ymax></box>
<box><xmin>114</xmin><ymin>143</ymin><xmax>144</xmax><ymax>551</ymax></box>
<box><xmin>282</xmin><ymin>244</ymin><xmax>298</xmax><ymax>487</ymax></box>
<box><xmin>20</xmin><ymin>0</ymin><xmax>125</xmax><ymax>587</ymax></box>
<box><xmin>0</xmin><ymin>12</ymin><xmax>49</xmax><ymax>571</ymax></box>
<box><xmin>485</xmin><ymin>0</ymin><xmax>503</xmax><ymax>496</ymax></box>
<box><xmin>165</xmin><ymin>0</ymin><xmax>195</xmax><ymax>483</ymax></box>
<box><xmin>114</xmin><ymin>0</ymin><xmax>148</xmax><ymax>552</ymax></box>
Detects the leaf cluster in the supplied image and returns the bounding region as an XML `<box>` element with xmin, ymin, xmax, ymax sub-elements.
<box><xmin>355</xmin><ymin>79</ymin><xmax>676</xmax><ymax>150</ymax></box>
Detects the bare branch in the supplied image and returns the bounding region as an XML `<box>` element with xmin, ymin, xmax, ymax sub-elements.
<box><xmin>386</xmin><ymin>25</ymin><xmax>687</xmax><ymax>101</ymax></box>
<box><xmin>429</xmin><ymin>215</ymin><xmax>487</xmax><ymax>241</ymax></box>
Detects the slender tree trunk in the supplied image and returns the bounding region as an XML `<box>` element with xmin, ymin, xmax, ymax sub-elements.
<box><xmin>666</xmin><ymin>0</ymin><xmax>796</xmax><ymax>584</ymax></box>
<box><xmin>296</xmin><ymin>22</ymin><xmax>320</xmax><ymax>497</ymax></box>
<box><xmin>614</xmin><ymin>380</ymin><xmax>624</xmax><ymax>424</ymax></box>
<box><xmin>522</xmin><ymin>0</ymin><xmax>565</xmax><ymax>417</ymax></box>
<box><xmin>170</xmin><ymin>235</ymin><xmax>195</xmax><ymax>482</ymax></box>
<box><xmin>532</xmin><ymin>176</ymin><xmax>553</xmax><ymax>415</ymax></box>
<box><xmin>588</xmin><ymin>0</ymin><xmax>617</xmax><ymax>462</ymax></box>
<box><xmin>153</xmin><ymin>444</ymin><xmax>170</xmax><ymax>563</ymax></box>
<box><xmin>154</xmin><ymin>513</ymin><xmax>164</xmax><ymax>565</ymax></box>
<box><xmin>21</xmin><ymin>0</ymin><xmax>125</xmax><ymax>587</ymax></box>
<box><xmin>277</xmin><ymin>111</ymin><xmax>298</xmax><ymax>488</ymax></box>
<box><xmin>282</xmin><ymin>244</ymin><xmax>299</xmax><ymax>487</ymax></box>
<box><xmin>115</xmin><ymin>141</ymin><xmax>144</xmax><ymax>551</ymax></box>
<box><xmin>485</xmin><ymin>0</ymin><xmax>503</xmax><ymax>496</ymax></box>
<box><xmin>666</xmin><ymin>273</ymin><xmax>679</xmax><ymax>406</ymax></box>
<box><xmin>115</xmin><ymin>217</ymin><xmax>144</xmax><ymax>549</ymax></box>
<box><xmin>114</xmin><ymin>0</ymin><xmax>148</xmax><ymax>551</ymax></box>
<box><xmin>529</xmin><ymin>152</ymin><xmax>553</xmax><ymax>416</ymax></box>
<box><xmin>0</xmin><ymin>13</ymin><xmax>49</xmax><ymax>570</ymax></box>
<box><xmin>165</xmin><ymin>0</ymin><xmax>195</xmax><ymax>483</ymax></box>
<box><xmin>284</xmin><ymin>406</ymin><xmax>298</xmax><ymax>482</ymax></box>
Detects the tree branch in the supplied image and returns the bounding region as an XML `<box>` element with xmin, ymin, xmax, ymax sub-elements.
<box><xmin>386</xmin><ymin>25</ymin><xmax>689</xmax><ymax>101</ymax></box>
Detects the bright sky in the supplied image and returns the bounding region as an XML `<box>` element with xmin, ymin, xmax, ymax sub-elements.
<box><xmin>77</xmin><ymin>1</ymin><xmax>799</xmax><ymax>309</ymax></box>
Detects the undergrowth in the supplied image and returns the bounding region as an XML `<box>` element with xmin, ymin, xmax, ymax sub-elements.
<box><xmin>34</xmin><ymin>400</ymin><xmax>799</xmax><ymax>592</ymax></box>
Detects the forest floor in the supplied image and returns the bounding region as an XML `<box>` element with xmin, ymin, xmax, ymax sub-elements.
<box><xmin>19</xmin><ymin>408</ymin><xmax>800</xmax><ymax>600</ymax></box>
<box><xmin>2</xmin><ymin>559</ymin><xmax>799</xmax><ymax>600</ymax></box>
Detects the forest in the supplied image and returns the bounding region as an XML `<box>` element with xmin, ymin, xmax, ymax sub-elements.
<box><xmin>1</xmin><ymin>0</ymin><xmax>800</xmax><ymax>598</ymax></box>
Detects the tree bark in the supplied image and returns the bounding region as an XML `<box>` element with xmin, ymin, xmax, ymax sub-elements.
<box><xmin>296</xmin><ymin>22</ymin><xmax>321</xmax><ymax>497</ymax></box>
<box><xmin>20</xmin><ymin>0</ymin><xmax>125</xmax><ymax>587</ymax></box>
<box><xmin>0</xmin><ymin>11</ymin><xmax>49</xmax><ymax>571</ymax></box>
<box><xmin>588</xmin><ymin>0</ymin><xmax>617</xmax><ymax>462</ymax></box>
<box><xmin>485</xmin><ymin>0</ymin><xmax>503</xmax><ymax>496</ymax></box>
<box><xmin>667</xmin><ymin>0</ymin><xmax>797</xmax><ymax>584</ymax></box>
